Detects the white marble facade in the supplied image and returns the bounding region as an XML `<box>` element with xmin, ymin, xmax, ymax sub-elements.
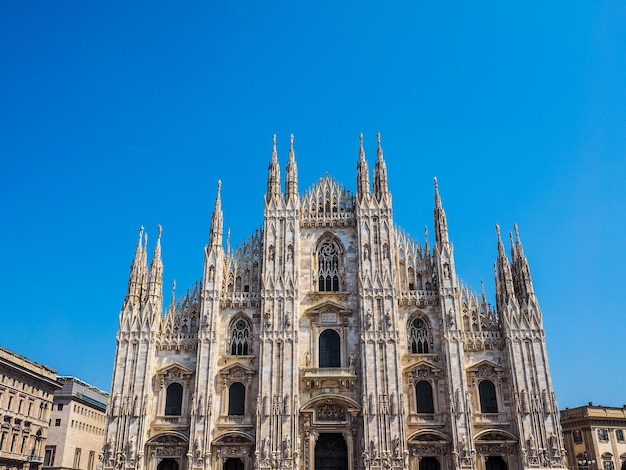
<box><xmin>102</xmin><ymin>135</ymin><xmax>566</xmax><ymax>470</ymax></box>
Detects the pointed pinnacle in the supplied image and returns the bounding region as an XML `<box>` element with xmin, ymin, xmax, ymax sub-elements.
<box><xmin>359</xmin><ymin>133</ymin><xmax>365</xmax><ymax>160</ymax></box>
<box><xmin>289</xmin><ymin>133</ymin><xmax>295</xmax><ymax>161</ymax></box>
<box><xmin>376</xmin><ymin>132</ymin><xmax>383</xmax><ymax>159</ymax></box>
<box><xmin>271</xmin><ymin>133</ymin><xmax>277</xmax><ymax>162</ymax></box>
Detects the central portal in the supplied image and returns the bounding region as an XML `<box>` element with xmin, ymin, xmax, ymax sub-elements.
<box><xmin>314</xmin><ymin>433</ymin><xmax>348</xmax><ymax>470</ymax></box>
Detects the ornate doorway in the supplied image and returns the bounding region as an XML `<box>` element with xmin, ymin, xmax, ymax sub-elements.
<box><xmin>485</xmin><ymin>456</ymin><xmax>507</xmax><ymax>470</ymax></box>
<box><xmin>314</xmin><ymin>433</ymin><xmax>348</xmax><ymax>470</ymax></box>
<box><xmin>157</xmin><ymin>459</ymin><xmax>179</xmax><ymax>470</ymax></box>
<box><xmin>419</xmin><ymin>457</ymin><xmax>440</xmax><ymax>470</ymax></box>
<box><xmin>224</xmin><ymin>458</ymin><xmax>244</xmax><ymax>470</ymax></box>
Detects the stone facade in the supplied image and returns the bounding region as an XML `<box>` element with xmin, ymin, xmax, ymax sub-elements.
<box><xmin>0</xmin><ymin>347</ymin><xmax>61</xmax><ymax>470</ymax></box>
<box><xmin>560</xmin><ymin>405</ymin><xmax>626</xmax><ymax>470</ymax></box>
<box><xmin>102</xmin><ymin>135</ymin><xmax>567</xmax><ymax>470</ymax></box>
<box><xmin>45</xmin><ymin>377</ymin><xmax>108</xmax><ymax>470</ymax></box>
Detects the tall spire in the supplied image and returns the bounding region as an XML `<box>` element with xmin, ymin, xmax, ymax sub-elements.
<box><xmin>512</xmin><ymin>223</ymin><xmax>535</xmax><ymax>300</ymax></box>
<box><xmin>127</xmin><ymin>226</ymin><xmax>145</xmax><ymax>299</ymax></box>
<box><xmin>495</xmin><ymin>224</ymin><xmax>515</xmax><ymax>306</ymax></box>
<box><xmin>356</xmin><ymin>133</ymin><xmax>370</xmax><ymax>198</ymax></box>
<box><xmin>148</xmin><ymin>225</ymin><xmax>163</xmax><ymax>300</ymax></box>
<box><xmin>433</xmin><ymin>177</ymin><xmax>449</xmax><ymax>245</ymax></box>
<box><xmin>285</xmin><ymin>133</ymin><xmax>298</xmax><ymax>200</ymax></box>
<box><xmin>266</xmin><ymin>133</ymin><xmax>281</xmax><ymax>203</ymax></box>
<box><xmin>373</xmin><ymin>132</ymin><xmax>389</xmax><ymax>198</ymax></box>
<box><xmin>209</xmin><ymin>180</ymin><xmax>223</xmax><ymax>248</ymax></box>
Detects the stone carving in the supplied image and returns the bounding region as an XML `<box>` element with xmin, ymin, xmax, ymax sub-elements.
<box><xmin>316</xmin><ymin>403</ymin><xmax>346</xmax><ymax>421</ymax></box>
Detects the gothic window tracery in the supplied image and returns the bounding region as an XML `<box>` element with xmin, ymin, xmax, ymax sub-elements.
<box><xmin>318</xmin><ymin>239</ymin><xmax>341</xmax><ymax>292</ymax></box>
<box><xmin>229</xmin><ymin>318</ymin><xmax>251</xmax><ymax>355</ymax></box>
<box><xmin>409</xmin><ymin>317</ymin><xmax>430</xmax><ymax>354</ymax></box>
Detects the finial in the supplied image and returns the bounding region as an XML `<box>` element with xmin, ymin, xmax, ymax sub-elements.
<box><xmin>434</xmin><ymin>177</ymin><xmax>439</xmax><ymax>193</ymax></box>
<box><xmin>514</xmin><ymin>223</ymin><xmax>521</xmax><ymax>243</ymax></box>
<box><xmin>509</xmin><ymin>231</ymin><xmax>514</xmax><ymax>246</ymax></box>
<box><xmin>495</xmin><ymin>224</ymin><xmax>501</xmax><ymax>238</ymax></box>
<box><xmin>358</xmin><ymin>133</ymin><xmax>366</xmax><ymax>161</ymax></box>
<box><xmin>290</xmin><ymin>133</ymin><xmax>294</xmax><ymax>147</ymax></box>
<box><xmin>157</xmin><ymin>224</ymin><xmax>162</xmax><ymax>240</ymax></box>
<box><xmin>137</xmin><ymin>226</ymin><xmax>145</xmax><ymax>247</ymax></box>
<box><xmin>273</xmin><ymin>133</ymin><xmax>276</xmax><ymax>149</ymax></box>
<box><xmin>377</xmin><ymin>132</ymin><xmax>381</xmax><ymax>145</ymax></box>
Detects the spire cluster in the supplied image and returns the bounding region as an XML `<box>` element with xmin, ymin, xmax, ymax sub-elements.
<box><xmin>494</xmin><ymin>223</ymin><xmax>536</xmax><ymax>311</ymax></box>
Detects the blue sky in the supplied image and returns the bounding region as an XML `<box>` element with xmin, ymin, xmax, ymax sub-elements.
<box><xmin>1</xmin><ymin>2</ymin><xmax>624</xmax><ymax>408</ymax></box>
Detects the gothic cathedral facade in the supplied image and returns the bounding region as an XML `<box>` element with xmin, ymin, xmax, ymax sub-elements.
<box><xmin>101</xmin><ymin>135</ymin><xmax>566</xmax><ymax>470</ymax></box>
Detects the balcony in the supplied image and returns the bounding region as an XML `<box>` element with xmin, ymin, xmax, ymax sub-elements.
<box><xmin>407</xmin><ymin>413</ymin><xmax>446</xmax><ymax>427</ymax></box>
<box><xmin>151</xmin><ymin>415</ymin><xmax>190</xmax><ymax>431</ymax></box>
<box><xmin>302</xmin><ymin>367</ymin><xmax>357</xmax><ymax>390</ymax></box>
<box><xmin>217</xmin><ymin>415</ymin><xmax>253</xmax><ymax>430</ymax></box>
<box><xmin>473</xmin><ymin>412</ymin><xmax>510</xmax><ymax>426</ymax></box>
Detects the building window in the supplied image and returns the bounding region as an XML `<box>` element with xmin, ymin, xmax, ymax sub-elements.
<box><xmin>165</xmin><ymin>383</ymin><xmax>183</xmax><ymax>416</ymax></box>
<box><xmin>318</xmin><ymin>240</ymin><xmax>340</xmax><ymax>292</ymax></box>
<box><xmin>230</xmin><ymin>318</ymin><xmax>251</xmax><ymax>355</ymax></box>
<box><xmin>598</xmin><ymin>429</ymin><xmax>609</xmax><ymax>441</ymax></box>
<box><xmin>228</xmin><ymin>382</ymin><xmax>245</xmax><ymax>416</ymax></box>
<box><xmin>55</xmin><ymin>418</ymin><xmax>61</xmax><ymax>426</ymax></box>
<box><xmin>44</xmin><ymin>446</ymin><xmax>56</xmax><ymax>466</ymax></box>
<box><xmin>319</xmin><ymin>329</ymin><xmax>341</xmax><ymax>368</ymax></box>
<box><xmin>616</xmin><ymin>430</ymin><xmax>624</xmax><ymax>442</ymax></box>
<box><xmin>478</xmin><ymin>380</ymin><xmax>498</xmax><ymax>413</ymax></box>
<box><xmin>58</xmin><ymin>404</ymin><xmax>64</xmax><ymax>411</ymax></box>
<box><xmin>415</xmin><ymin>380</ymin><xmax>435</xmax><ymax>414</ymax></box>
<box><xmin>573</xmin><ymin>430</ymin><xmax>583</xmax><ymax>444</ymax></box>
<box><xmin>409</xmin><ymin>317</ymin><xmax>429</xmax><ymax>354</ymax></box>
<box><xmin>73</xmin><ymin>448</ymin><xmax>81</xmax><ymax>469</ymax></box>
<box><xmin>88</xmin><ymin>451</ymin><xmax>95</xmax><ymax>470</ymax></box>
<box><xmin>603</xmin><ymin>459</ymin><xmax>615</xmax><ymax>470</ymax></box>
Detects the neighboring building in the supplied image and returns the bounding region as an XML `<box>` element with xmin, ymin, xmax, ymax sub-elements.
<box><xmin>0</xmin><ymin>347</ymin><xmax>61</xmax><ymax>470</ymax></box>
<box><xmin>44</xmin><ymin>377</ymin><xmax>108</xmax><ymax>470</ymax></box>
<box><xmin>561</xmin><ymin>404</ymin><xmax>626</xmax><ymax>470</ymax></box>
<box><xmin>102</xmin><ymin>135</ymin><xmax>567</xmax><ymax>470</ymax></box>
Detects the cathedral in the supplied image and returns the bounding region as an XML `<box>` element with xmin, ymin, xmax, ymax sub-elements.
<box><xmin>101</xmin><ymin>134</ymin><xmax>567</xmax><ymax>470</ymax></box>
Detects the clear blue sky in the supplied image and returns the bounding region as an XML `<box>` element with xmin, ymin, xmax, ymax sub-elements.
<box><xmin>1</xmin><ymin>2</ymin><xmax>624</xmax><ymax>408</ymax></box>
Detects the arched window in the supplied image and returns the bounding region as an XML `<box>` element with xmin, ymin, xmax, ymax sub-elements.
<box><xmin>230</xmin><ymin>318</ymin><xmax>251</xmax><ymax>355</ymax></box>
<box><xmin>415</xmin><ymin>380</ymin><xmax>434</xmax><ymax>413</ymax></box>
<box><xmin>319</xmin><ymin>329</ymin><xmax>341</xmax><ymax>367</ymax></box>
<box><xmin>228</xmin><ymin>382</ymin><xmax>245</xmax><ymax>416</ymax></box>
<box><xmin>409</xmin><ymin>317</ymin><xmax>429</xmax><ymax>354</ymax></box>
<box><xmin>318</xmin><ymin>240</ymin><xmax>340</xmax><ymax>292</ymax></box>
<box><xmin>165</xmin><ymin>383</ymin><xmax>183</xmax><ymax>415</ymax></box>
<box><xmin>479</xmin><ymin>380</ymin><xmax>498</xmax><ymax>413</ymax></box>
